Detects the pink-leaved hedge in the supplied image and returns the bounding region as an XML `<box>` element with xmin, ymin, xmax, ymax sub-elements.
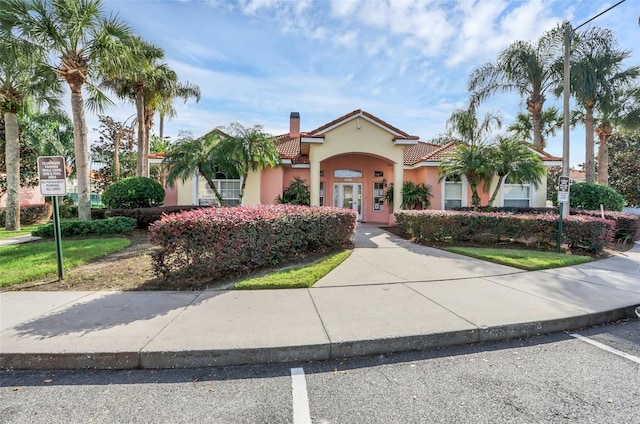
<box><xmin>149</xmin><ymin>204</ymin><xmax>357</xmax><ymax>281</ymax></box>
<box><xmin>394</xmin><ymin>210</ymin><xmax>615</xmax><ymax>253</ymax></box>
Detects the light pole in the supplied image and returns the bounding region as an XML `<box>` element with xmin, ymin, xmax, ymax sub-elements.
<box><xmin>560</xmin><ymin>0</ymin><xmax>628</xmax><ymax>217</ymax></box>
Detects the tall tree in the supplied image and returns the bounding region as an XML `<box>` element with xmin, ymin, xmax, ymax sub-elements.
<box><xmin>432</xmin><ymin>107</ymin><xmax>502</xmax><ymax>146</ymax></box>
<box><xmin>163</xmin><ymin>130</ymin><xmax>229</xmax><ymax>206</ymax></box>
<box><xmin>567</xmin><ymin>27</ymin><xmax>639</xmax><ymax>183</ymax></box>
<box><xmin>608</xmin><ymin>130</ymin><xmax>640</xmax><ymax>206</ymax></box>
<box><xmin>595</xmin><ymin>86</ymin><xmax>640</xmax><ymax>185</ymax></box>
<box><xmin>213</xmin><ymin>123</ymin><xmax>280</xmax><ymax>204</ymax></box>
<box><xmin>439</xmin><ymin>144</ymin><xmax>493</xmax><ymax>210</ymax></box>
<box><xmin>0</xmin><ymin>18</ymin><xmax>60</xmax><ymax>230</ymax></box>
<box><xmin>5</xmin><ymin>0</ymin><xmax>133</xmax><ymax>220</ymax></box>
<box><xmin>485</xmin><ymin>136</ymin><xmax>546</xmax><ymax>207</ymax></box>
<box><xmin>507</xmin><ymin>107</ymin><xmax>563</xmax><ymax>147</ymax></box>
<box><xmin>469</xmin><ymin>23</ymin><xmax>565</xmax><ymax>149</ymax></box>
<box><xmin>142</xmin><ymin>71</ymin><xmax>200</xmax><ymax>177</ymax></box>
<box><xmin>90</xmin><ymin>115</ymin><xmax>136</xmax><ymax>189</ymax></box>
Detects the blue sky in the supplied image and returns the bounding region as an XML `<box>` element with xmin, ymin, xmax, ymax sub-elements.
<box><xmin>93</xmin><ymin>0</ymin><xmax>640</xmax><ymax>167</ymax></box>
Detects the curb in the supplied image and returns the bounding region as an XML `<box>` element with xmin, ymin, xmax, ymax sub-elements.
<box><xmin>2</xmin><ymin>305</ymin><xmax>636</xmax><ymax>371</ymax></box>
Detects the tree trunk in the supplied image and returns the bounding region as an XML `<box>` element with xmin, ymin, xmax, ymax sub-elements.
<box><xmin>584</xmin><ymin>104</ymin><xmax>596</xmax><ymax>183</ymax></box>
<box><xmin>114</xmin><ymin>131</ymin><xmax>122</xmax><ymax>180</ymax></box>
<box><xmin>596</xmin><ymin>127</ymin><xmax>612</xmax><ymax>185</ymax></box>
<box><xmin>527</xmin><ymin>95</ymin><xmax>544</xmax><ymax>149</ymax></box>
<box><xmin>143</xmin><ymin>107</ymin><xmax>153</xmax><ymax>178</ymax></box>
<box><xmin>70</xmin><ymin>90</ymin><xmax>92</xmax><ymax>221</ymax></box>
<box><xmin>135</xmin><ymin>89</ymin><xmax>145</xmax><ymax>177</ymax></box>
<box><xmin>470</xmin><ymin>180</ymin><xmax>480</xmax><ymax>211</ymax></box>
<box><xmin>159</xmin><ymin>112</ymin><xmax>164</xmax><ymax>141</ymax></box>
<box><xmin>487</xmin><ymin>174</ymin><xmax>506</xmax><ymax>207</ymax></box>
<box><xmin>4</xmin><ymin>111</ymin><xmax>20</xmax><ymax>231</ymax></box>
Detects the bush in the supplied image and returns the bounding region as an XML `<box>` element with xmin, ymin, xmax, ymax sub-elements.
<box><xmin>0</xmin><ymin>203</ymin><xmax>53</xmax><ymax>226</ymax></box>
<box><xmin>570</xmin><ymin>182</ymin><xmax>625</xmax><ymax>211</ymax></box>
<box><xmin>149</xmin><ymin>204</ymin><xmax>357</xmax><ymax>281</ymax></box>
<box><xmin>277</xmin><ymin>177</ymin><xmax>310</xmax><ymax>205</ymax></box>
<box><xmin>395</xmin><ymin>210</ymin><xmax>614</xmax><ymax>253</ymax></box>
<box><xmin>102</xmin><ymin>177</ymin><xmax>165</xmax><ymax>209</ymax></box>
<box><xmin>31</xmin><ymin>216</ymin><xmax>137</xmax><ymax>237</ymax></box>
<box><xmin>105</xmin><ymin>205</ymin><xmax>214</xmax><ymax>228</ymax></box>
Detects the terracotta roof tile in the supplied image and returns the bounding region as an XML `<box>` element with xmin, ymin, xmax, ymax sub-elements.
<box><xmin>403</xmin><ymin>142</ymin><xmax>440</xmax><ymax>165</ymax></box>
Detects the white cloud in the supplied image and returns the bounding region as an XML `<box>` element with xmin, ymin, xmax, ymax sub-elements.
<box><xmin>333</xmin><ymin>30</ymin><xmax>359</xmax><ymax>48</ymax></box>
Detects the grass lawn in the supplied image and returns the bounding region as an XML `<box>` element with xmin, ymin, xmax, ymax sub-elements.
<box><xmin>0</xmin><ymin>224</ymin><xmax>43</xmax><ymax>240</ymax></box>
<box><xmin>0</xmin><ymin>238</ymin><xmax>131</xmax><ymax>287</ymax></box>
<box><xmin>234</xmin><ymin>250</ymin><xmax>351</xmax><ymax>290</ymax></box>
<box><xmin>445</xmin><ymin>247</ymin><xmax>593</xmax><ymax>271</ymax></box>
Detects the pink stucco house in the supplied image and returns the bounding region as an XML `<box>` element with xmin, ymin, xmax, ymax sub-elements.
<box><xmin>155</xmin><ymin>109</ymin><xmax>562</xmax><ymax>225</ymax></box>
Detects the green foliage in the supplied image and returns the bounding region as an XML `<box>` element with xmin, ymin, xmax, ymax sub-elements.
<box><xmin>31</xmin><ymin>216</ymin><xmax>137</xmax><ymax>238</ymax></box>
<box><xmin>149</xmin><ymin>205</ymin><xmax>357</xmax><ymax>281</ymax></box>
<box><xmin>0</xmin><ymin>204</ymin><xmax>52</xmax><ymax>226</ymax></box>
<box><xmin>400</xmin><ymin>181</ymin><xmax>433</xmax><ymax>209</ymax></box>
<box><xmin>439</xmin><ymin>144</ymin><xmax>493</xmax><ymax>209</ymax></box>
<box><xmin>102</xmin><ymin>177</ymin><xmax>165</xmax><ymax>209</ymax></box>
<box><xmin>395</xmin><ymin>210</ymin><xmax>615</xmax><ymax>254</ymax></box>
<box><xmin>608</xmin><ymin>131</ymin><xmax>640</xmax><ymax>206</ymax></box>
<box><xmin>277</xmin><ymin>177</ymin><xmax>310</xmax><ymax>205</ymax></box>
<box><xmin>90</xmin><ymin>115</ymin><xmax>137</xmax><ymax>190</ymax></box>
<box><xmin>105</xmin><ymin>205</ymin><xmax>212</xmax><ymax>229</ymax></box>
<box><xmin>570</xmin><ymin>182</ymin><xmax>625</xmax><ymax>211</ymax></box>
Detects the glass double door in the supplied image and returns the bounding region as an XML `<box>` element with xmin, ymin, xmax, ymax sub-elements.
<box><xmin>334</xmin><ymin>183</ymin><xmax>362</xmax><ymax>220</ymax></box>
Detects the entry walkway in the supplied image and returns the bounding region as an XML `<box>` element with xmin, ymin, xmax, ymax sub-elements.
<box><xmin>1</xmin><ymin>225</ymin><xmax>639</xmax><ymax>370</ymax></box>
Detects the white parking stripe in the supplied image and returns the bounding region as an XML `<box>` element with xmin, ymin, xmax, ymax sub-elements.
<box><xmin>291</xmin><ymin>367</ymin><xmax>312</xmax><ymax>424</ymax></box>
<box><xmin>570</xmin><ymin>333</ymin><xmax>640</xmax><ymax>364</ymax></box>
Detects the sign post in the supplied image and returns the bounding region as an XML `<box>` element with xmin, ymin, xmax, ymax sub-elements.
<box><xmin>37</xmin><ymin>156</ymin><xmax>67</xmax><ymax>280</ymax></box>
<box><xmin>556</xmin><ymin>176</ymin><xmax>570</xmax><ymax>252</ymax></box>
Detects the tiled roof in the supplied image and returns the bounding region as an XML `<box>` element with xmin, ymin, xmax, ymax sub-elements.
<box><xmin>530</xmin><ymin>146</ymin><xmax>562</xmax><ymax>161</ymax></box>
<box><xmin>274</xmin><ymin>133</ymin><xmax>309</xmax><ymax>164</ymax></box>
<box><xmin>403</xmin><ymin>141</ymin><xmax>460</xmax><ymax>165</ymax></box>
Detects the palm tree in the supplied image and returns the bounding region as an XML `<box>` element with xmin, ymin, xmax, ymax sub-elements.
<box><xmin>508</xmin><ymin>107</ymin><xmax>563</xmax><ymax>147</ymax></box>
<box><xmin>0</xmin><ymin>22</ymin><xmax>61</xmax><ymax>230</ymax></box>
<box><xmin>439</xmin><ymin>144</ymin><xmax>493</xmax><ymax>210</ymax></box>
<box><xmin>469</xmin><ymin>23</ymin><xmax>565</xmax><ymax>149</ymax></box>
<box><xmin>142</xmin><ymin>73</ymin><xmax>200</xmax><ymax>177</ymax></box>
<box><xmin>5</xmin><ymin>0</ymin><xmax>133</xmax><ymax>220</ymax></box>
<box><xmin>432</xmin><ymin>107</ymin><xmax>502</xmax><ymax>146</ymax></box>
<box><xmin>595</xmin><ymin>86</ymin><xmax>640</xmax><ymax>185</ymax></box>
<box><xmin>101</xmin><ymin>37</ymin><xmax>164</xmax><ymax>178</ymax></box>
<box><xmin>485</xmin><ymin>136</ymin><xmax>546</xmax><ymax>207</ymax></box>
<box><xmin>567</xmin><ymin>27</ymin><xmax>639</xmax><ymax>183</ymax></box>
<box><xmin>163</xmin><ymin>130</ymin><xmax>228</xmax><ymax>205</ymax></box>
<box><xmin>214</xmin><ymin>123</ymin><xmax>281</xmax><ymax>204</ymax></box>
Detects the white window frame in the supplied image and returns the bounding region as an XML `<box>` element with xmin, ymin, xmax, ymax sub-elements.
<box><xmin>441</xmin><ymin>174</ymin><xmax>468</xmax><ymax>210</ymax></box>
<box><xmin>195</xmin><ymin>173</ymin><xmax>242</xmax><ymax>206</ymax></box>
<box><xmin>501</xmin><ymin>182</ymin><xmax>535</xmax><ymax>208</ymax></box>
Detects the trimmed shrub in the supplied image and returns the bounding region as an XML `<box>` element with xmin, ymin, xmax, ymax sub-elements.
<box><xmin>0</xmin><ymin>204</ymin><xmax>53</xmax><ymax>226</ymax></box>
<box><xmin>573</xmin><ymin>209</ymin><xmax>640</xmax><ymax>243</ymax></box>
<box><xmin>102</xmin><ymin>177</ymin><xmax>165</xmax><ymax>209</ymax></box>
<box><xmin>570</xmin><ymin>182</ymin><xmax>625</xmax><ymax>211</ymax></box>
<box><xmin>31</xmin><ymin>216</ymin><xmax>137</xmax><ymax>238</ymax></box>
<box><xmin>149</xmin><ymin>204</ymin><xmax>357</xmax><ymax>281</ymax></box>
<box><xmin>395</xmin><ymin>210</ymin><xmax>614</xmax><ymax>253</ymax></box>
<box><xmin>105</xmin><ymin>205</ymin><xmax>215</xmax><ymax>229</ymax></box>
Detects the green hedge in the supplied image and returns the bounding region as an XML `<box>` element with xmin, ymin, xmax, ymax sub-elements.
<box><xmin>0</xmin><ymin>204</ymin><xmax>53</xmax><ymax>226</ymax></box>
<box><xmin>31</xmin><ymin>216</ymin><xmax>137</xmax><ymax>238</ymax></box>
<box><xmin>102</xmin><ymin>177</ymin><xmax>165</xmax><ymax>209</ymax></box>
<box><xmin>395</xmin><ymin>210</ymin><xmax>615</xmax><ymax>253</ymax></box>
<box><xmin>149</xmin><ymin>204</ymin><xmax>357</xmax><ymax>281</ymax></box>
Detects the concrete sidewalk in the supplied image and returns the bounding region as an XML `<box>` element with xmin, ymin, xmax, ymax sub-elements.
<box><xmin>1</xmin><ymin>225</ymin><xmax>639</xmax><ymax>370</ymax></box>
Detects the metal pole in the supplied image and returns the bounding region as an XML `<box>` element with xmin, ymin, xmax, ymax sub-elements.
<box><xmin>557</xmin><ymin>202</ymin><xmax>563</xmax><ymax>252</ymax></box>
<box><xmin>52</xmin><ymin>196</ymin><xmax>64</xmax><ymax>280</ymax></box>
<box><xmin>561</xmin><ymin>25</ymin><xmax>571</xmax><ymax>218</ymax></box>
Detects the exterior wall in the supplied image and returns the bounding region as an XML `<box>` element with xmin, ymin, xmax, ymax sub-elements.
<box><xmin>308</xmin><ymin>118</ymin><xmax>406</xmax><ymax>223</ymax></box>
<box><xmin>0</xmin><ymin>187</ymin><xmax>45</xmax><ymax>207</ymax></box>
<box><xmin>176</xmin><ymin>177</ymin><xmax>195</xmax><ymax>205</ymax></box>
<box><xmin>403</xmin><ymin>167</ymin><xmax>441</xmax><ymax>210</ymax></box>
<box><xmin>534</xmin><ymin>172</ymin><xmax>548</xmax><ymax>206</ymax></box>
<box><xmin>243</xmin><ymin>169</ymin><xmax>261</xmax><ymax>205</ymax></box>
<box><xmin>164</xmin><ymin>185</ymin><xmax>178</xmax><ymax>206</ymax></box>
<box><xmin>260</xmin><ymin>166</ymin><xmax>285</xmax><ymax>204</ymax></box>
<box><xmin>320</xmin><ymin>154</ymin><xmax>393</xmax><ymax>223</ymax></box>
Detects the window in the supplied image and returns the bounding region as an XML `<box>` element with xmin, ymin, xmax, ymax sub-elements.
<box><xmin>503</xmin><ymin>175</ymin><xmax>531</xmax><ymax>207</ymax></box>
<box><xmin>334</xmin><ymin>169</ymin><xmax>362</xmax><ymax>178</ymax></box>
<box><xmin>373</xmin><ymin>182</ymin><xmax>384</xmax><ymax>211</ymax></box>
<box><xmin>373</xmin><ymin>170</ymin><xmax>384</xmax><ymax>177</ymax></box>
<box><xmin>319</xmin><ymin>182</ymin><xmax>325</xmax><ymax>206</ymax></box>
<box><xmin>198</xmin><ymin>176</ymin><xmax>241</xmax><ymax>206</ymax></box>
<box><xmin>444</xmin><ymin>174</ymin><xmax>463</xmax><ymax>210</ymax></box>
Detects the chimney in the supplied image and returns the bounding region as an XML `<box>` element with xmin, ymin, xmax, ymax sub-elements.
<box><xmin>290</xmin><ymin>112</ymin><xmax>300</xmax><ymax>138</ymax></box>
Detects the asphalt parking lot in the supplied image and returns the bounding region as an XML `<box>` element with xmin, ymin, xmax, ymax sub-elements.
<box><xmin>2</xmin><ymin>318</ymin><xmax>638</xmax><ymax>423</ymax></box>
